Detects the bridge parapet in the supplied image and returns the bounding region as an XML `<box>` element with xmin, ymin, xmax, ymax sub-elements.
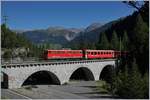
<box><xmin>2</xmin><ymin>59</ymin><xmax>117</xmax><ymax>68</ymax></box>
<box><xmin>1</xmin><ymin>59</ymin><xmax>117</xmax><ymax>89</ymax></box>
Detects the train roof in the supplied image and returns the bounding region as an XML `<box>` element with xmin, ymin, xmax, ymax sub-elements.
<box><xmin>45</xmin><ymin>49</ymin><xmax>82</xmax><ymax>51</ymax></box>
<box><xmin>85</xmin><ymin>50</ymin><xmax>115</xmax><ymax>52</ymax></box>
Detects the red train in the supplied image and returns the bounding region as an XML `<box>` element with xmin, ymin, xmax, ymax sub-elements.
<box><xmin>43</xmin><ymin>49</ymin><xmax>127</xmax><ymax>60</ymax></box>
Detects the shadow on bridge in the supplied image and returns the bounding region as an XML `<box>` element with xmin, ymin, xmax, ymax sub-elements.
<box><xmin>1</xmin><ymin>72</ymin><xmax>8</xmax><ymax>89</ymax></box>
<box><xmin>22</xmin><ymin>70</ymin><xmax>60</xmax><ymax>86</ymax></box>
<box><xmin>99</xmin><ymin>65</ymin><xmax>114</xmax><ymax>83</ymax></box>
<box><xmin>69</xmin><ymin>67</ymin><xmax>95</xmax><ymax>81</ymax></box>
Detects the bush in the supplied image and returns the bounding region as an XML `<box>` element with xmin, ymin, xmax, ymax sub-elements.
<box><xmin>113</xmin><ymin>60</ymin><xmax>149</xmax><ymax>99</ymax></box>
<box><xmin>96</xmin><ymin>80</ymin><xmax>110</xmax><ymax>94</ymax></box>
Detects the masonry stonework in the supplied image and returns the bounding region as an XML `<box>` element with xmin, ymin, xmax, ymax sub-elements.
<box><xmin>2</xmin><ymin>60</ymin><xmax>116</xmax><ymax>89</ymax></box>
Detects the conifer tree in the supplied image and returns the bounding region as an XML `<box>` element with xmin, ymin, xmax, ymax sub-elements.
<box><xmin>128</xmin><ymin>59</ymin><xmax>144</xmax><ymax>98</ymax></box>
<box><xmin>122</xmin><ymin>31</ymin><xmax>129</xmax><ymax>51</ymax></box>
<box><xmin>132</xmin><ymin>14</ymin><xmax>149</xmax><ymax>73</ymax></box>
<box><xmin>142</xmin><ymin>72</ymin><xmax>149</xmax><ymax>98</ymax></box>
<box><xmin>110</xmin><ymin>31</ymin><xmax>119</xmax><ymax>50</ymax></box>
<box><xmin>133</xmin><ymin>14</ymin><xmax>148</xmax><ymax>53</ymax></box>
<box><xmin>97</xmin><ymin>32</ymin><xmax>109</xmax><ymax>49</ymax></box>
<box><xmin>114</xmin><ymin>59</ymin><xmax>146</xmax><ymax>99</ymax></box>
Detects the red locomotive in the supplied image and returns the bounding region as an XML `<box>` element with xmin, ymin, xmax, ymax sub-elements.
<box><xmin>43</xmin><ymin>49</ymin><xmax>83</xmax><ymax>59</ymax></box>
<box><xmin>43</xmin><ymin>49</ymin><xmax>127</xmax><ymax>60</ymax></box>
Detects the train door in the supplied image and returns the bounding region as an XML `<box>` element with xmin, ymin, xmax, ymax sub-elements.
<box><xmin>82</xmin><ymin>49</ymin><xmax>87</xmax><ymax>59</ymax></box>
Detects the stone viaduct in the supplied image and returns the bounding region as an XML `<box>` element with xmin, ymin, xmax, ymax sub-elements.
<box><xmin>1</xmin><ymin>59</ymin><xmax>117</xmax><ymax>89</ymax></box>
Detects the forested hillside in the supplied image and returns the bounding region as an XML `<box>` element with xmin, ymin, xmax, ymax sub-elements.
<box><xmin>96</xmin><ymin>1</ymin><xmax>149</xmax><ymax>98</ymax></box>
<box><xmin>1</xmin><ymin>24</ymin><xmax>45</xmax><ymax>59</ymax></box>
<box><xmin>96</xmin><ymin>1</ymin><xmax>149</xmax><ymax>73</ymax></box>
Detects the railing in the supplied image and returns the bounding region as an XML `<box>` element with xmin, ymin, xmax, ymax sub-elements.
<box><xmin>1</xmin><ymin>57</ymin><xmax>44</xmax><ymax>64</ymax></box>
<box><xmin>1</xmin><ymin>58</ymin><xmax>117</xmax><ymax>69</ymax></box>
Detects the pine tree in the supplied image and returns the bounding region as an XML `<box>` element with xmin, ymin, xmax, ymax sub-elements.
<box><xmin>142</xmin><ymin>72</ymin><xmax>149</xmax><ymax>98</ymax></box>
<box><xmin>122</xmin><ymin>31</ymin><xmax>129</xmax><ymax>51</ymax></box>
<box><xmin>97</xmin><ymin>32</ymin><xmax>109</xmax><ymax>49</ymax></box>
<box><xmin>128</xmin><ymin>59</ymin><xmax>144</xmax><ymax>98</ymax></box>
<box><xmin>110</xmin><ymin>31</ymin><xmax>119</xmax><ymax>50</ymax></box>
<box><xmin>115</xmin><ymin>65</ymin><xmax>131</xmax><ymax>98</ymax></box>
<box><xmin>133</xmin><ymin>14</ymin><xmax>148</xmax><ymax>53</ymax></box>
<box><xmin>132</xmin><ymin>14</ymin><xmax>149</xmax><ymax>73</ymax></box>
<box><xmin>115</xmin><ymin>59</ymin><xmax>146</xmax><ymax>99</ymax></box>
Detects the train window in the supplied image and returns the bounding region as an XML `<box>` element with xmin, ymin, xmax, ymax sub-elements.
<box><xmin>98</xmin><ymin>52</ymin><xmax>100</xmax><ymax>55</ymax></box>
<box><xmin>48</xmin><ymin>51</ymin><xmax>51</xmax><ymax>54</ymax></box>
<box><xmin>101</xmin><ymin>52</ymin><xmax>103</xmax><ymax>55</ymax></box>
<box><xmin>60</xmin><ymin>51</ymin><xmax>62</xmax><ymax>54</ymax></box>
<box><xmin>91</xmin><ymin>52</ymin><xmax>93</xmax><ymax>55</ymax></box>
<box><xmin>94</xmin><ymin>52</ymin><xmax>97</xmax><ymax>55</ymax></box>
<box><xmin>59</xmin><ymin>51</ymin><xmax>61</xmax><ymax>54</ymax></box>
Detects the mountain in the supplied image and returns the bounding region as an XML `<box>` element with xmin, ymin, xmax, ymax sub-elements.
<box><xmin>21</xmin><ymin>27</ymin><xmax>83</xmax><ymax>46</ymax></box>
<box><xmin>16</xmin><ymin>20</ymin><xmax>117</xmax><ymax>48</ymax></box>
<box><xmin>84</xmin><ymin>23</ymin><xmax>103</xmax><ymax>32</ymax></box>
<box><xmin>69</xmin><ymin>20</ymin><xmax>118</xmax><ymax>47</ymax></box>
<box><xmin>12</xmin><ymin>29</ymin><xmax>26</xmax><ymax>34</ymax></box>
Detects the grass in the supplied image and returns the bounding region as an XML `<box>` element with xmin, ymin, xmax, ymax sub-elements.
<box><xmin>1</xmin><ymin>96</ymin><xmax>9</xmax><ymax>99</ymax></box>
<box><xmin>95</xmin><ymin>80</ymin><xmax>110</xmax><ymax>94</ymax></box>
<box><xmin>24</xmin><ymin>85</ymin><xmax>32</xmax><ymax>90</ymax></box>
<box><xmin>62</xmin><ymin>82</ymin><xmax>68</xmax><ymax>85</ymax></box>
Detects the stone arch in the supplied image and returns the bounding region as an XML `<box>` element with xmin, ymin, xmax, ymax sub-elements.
<box><xmin>69</xmin><ymin>67</ymin><xmax>95</xmax><ymax>81</ymax></box>
<box><xmin>99</xmin><ymin>65</ymin><xmax>115</xmax><ymax>83</ymax></box>
<box><xmin>22</xmin><ymin>70</ymin><xmax>61</xmax><ymax>86</ymax></box>
<box><xmin>1</xmin><ymin>72</ymin><xmax>8</xmax><ymax>89</ymax></box>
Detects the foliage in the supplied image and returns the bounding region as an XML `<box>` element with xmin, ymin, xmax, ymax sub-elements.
<box><xmin>1</xmin><ymin>24</ymin><xmax>64</xmax><ymax>59</ymax></box>
<box><xmin>123</xmin><ymin>1</ymin><xmax>149</xmax><ymax>25</ymax></box>
<box><xmin>1</xmin><ymin>24</ymin><xmax>45</xmax><ymax>59</ymax></box>
<box><xmin>131</xmin><ymin>14</ymin><xmax>149</xmax><ymax>73</ymax></box>
<box><xmin>96</xmin><ymin>80</ymin><xmax>110</xmax><ymax>94</ymax></box>
<box><xmin>122</xmin><ymin>31</ymin><xmax>129</xmax><ymax>51</ymax></box>
<box><xmin>111</xmin><ymin>59</ymin><xmax>149</xmax><ymax>99</ymax></box>
<box><xmin>110</xmin><ymin>31</ymin><xmax>119</xmax><ymax>50</ymax></box>
<box><xmin>97</xmin><ymin>32</ymin><xmax>110</xmax><ymax>49</ymax></box>
<box><xmin>96</xmin><ymin>2</ymin><xmax>149</xmax><ymax>74</ymax></box>
<box><xmin>3</xmin><ymin>49</ymin><xmax>12</xmax><ymax>60</ymax></box>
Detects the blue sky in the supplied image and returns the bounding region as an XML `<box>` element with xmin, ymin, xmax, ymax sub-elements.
<box><xmin>1</xmin><ymin>1</ymin><xmax>136</xmax><ymax>30</ymax></box>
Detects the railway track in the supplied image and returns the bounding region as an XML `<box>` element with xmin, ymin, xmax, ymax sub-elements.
<box><xmin>2</xmin><ymin>59</ymin><xmax>117</xmax><ymax>67</ymax></box>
